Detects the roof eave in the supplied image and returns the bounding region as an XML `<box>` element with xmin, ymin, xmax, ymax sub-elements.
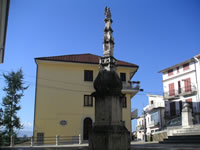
<box><xmin>35</xmin><ymin>58</ymin><xmax>139</xmax><ymax>68</ymax></box>
<box><xmin>159</xmin><ymin>58</ymin><xmax>194</xmax><ymax>73</ymax></box>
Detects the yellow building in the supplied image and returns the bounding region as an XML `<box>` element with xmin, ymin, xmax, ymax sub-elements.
<box><xmin>33</xmin><ymin>53</ymin><xmax>139</xmax><ymax>142</ymax></box>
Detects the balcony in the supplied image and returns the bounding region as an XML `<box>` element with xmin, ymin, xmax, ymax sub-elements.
<box><xmin>180</xmin><ymin>86</ymin><xmax>197</xmax><ymax>97</ymax></box>
<box><xmin>121</xmin><ymin>81</ymin><xmax>140</xmax><ymax>97</ymax></box>
<box><xmin>164</xmin><ymin>90</ymin><xmax>180</xmax><ymax>100</ymax></box>
<box><xmin>164</xmin><ymin>86</ymin><xmax>197</xmax><ymax>100</ymax></box>
<box><xmin>131</xmin><ymin>109</ymin><xmax>138</xmax><ymax>120</ymax></box>
<box><xmin>137</xmin><ymin>125</ymin><xmax>144</xmax><ymax>131</ymax></box>
<box><xmin>164</xmin><ymin>111</ymin><xmax>181</xmax><ymax>120</ymax></box>
<box><xmin>144</xmin><ymin>103</ymin><xmax>165</xmax><ymax>112</ymax></box>
<box><xmin>149</xmin><ymin>121</ymin><xmax>159</xmax><ymax>128</ymax></box>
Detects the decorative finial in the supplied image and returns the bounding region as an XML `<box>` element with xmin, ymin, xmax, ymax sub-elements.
<box><xmin>105</xmin><ymin>6</ymin><xmax>111</xmax><ymax>19</ymax></box>
<box><xmin>103</xmin><ymin>6</ymin><xmax>114</xmax><ymax>57</ymax></box>
<box><xmin>100</xmin><ymin>7</ymin><xmax>117</xmax><ymax>71</ymax></box>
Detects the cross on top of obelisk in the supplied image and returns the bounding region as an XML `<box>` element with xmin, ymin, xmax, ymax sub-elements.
<box><xmin>103</xmin><ymin>6</ymin><xmax>114</xmax><ymax>57</ymax></box>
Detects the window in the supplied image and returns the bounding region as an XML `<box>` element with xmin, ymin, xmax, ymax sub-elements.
<box><xmin>121</xmin><ymin>96</ymin><xmax>127</xmax><ymax>108</ymax></box>
<box><xmin>120</xmin><ymin>73</ymin><xmax>126</xmax><ymax>82</ymax></box>
<box><xmin>184</xmin><ymin>78</ymin><xmax>191</xmax><ymax>92</ymax></box>
<box><xmin>84</xmin><ymin>70</ymin><xmax>93</xmax><ymax>81</ymax></box>
<box><xmin>183</xmin><ymin>63</ymin><xmax>189</xmax><ymax>71</ymax></box>
<box><xmin>168</xmin><ymin>69</ymin><xmax>173</xmax><ymax>76</ymax></box>
<box><xmin>84</xmin><ymin>95</ymin><xmax>93</xmax><ymax>107</ymax></box>
<box><xmin>177</xmin><ymin>67</ymin><xmax>179</xmax><ymax>73</ymax></box>
<box><xmin>169</xmin><ymin>83</ymin><xmax>175</xmax><ymax>96</ymax></box>
<box><xmin>178</xmin><ymin>81</ymin><xmax>181</xmax><ymax>94</ymax></box>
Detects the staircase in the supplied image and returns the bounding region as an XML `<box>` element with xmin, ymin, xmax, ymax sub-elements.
<box><xmin>160</xmin><ymin>125</ymin><xmax>200</xmax><ymax>144</ymax></box>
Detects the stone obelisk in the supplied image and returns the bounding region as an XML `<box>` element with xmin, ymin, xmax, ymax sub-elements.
<box><xmin>89</xmin><ymin>7</ymin><xmax>130</xmax><ymax>150</ymax></box>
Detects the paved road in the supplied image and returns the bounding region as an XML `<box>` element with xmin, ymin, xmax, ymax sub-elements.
<box><xmin>1</xmin><ymin>143</ymin><xmax>200</xmax><ymax>150</ymax></box>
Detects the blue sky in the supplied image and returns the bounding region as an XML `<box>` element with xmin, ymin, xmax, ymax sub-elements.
<box><xmin>0</xmin><ymin>0</ymin><xmax>200</xmax><ymax>133</ymax></box>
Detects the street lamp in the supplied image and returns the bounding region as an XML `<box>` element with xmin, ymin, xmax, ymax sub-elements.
<box><xmin>143</xmin><ymin>111</ymin><xmax>147</xmax><ymax>142</ymax></box>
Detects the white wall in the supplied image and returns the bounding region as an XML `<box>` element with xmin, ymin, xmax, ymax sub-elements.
<box><xmin>162</xmin><ymin>58</ymin><xmax>200</xmax><ymax>121</ymax></box>
<box><xmin>162</xmin><ymin>61</ymin><xmax>196</xmax><ymax>81</ymax></box>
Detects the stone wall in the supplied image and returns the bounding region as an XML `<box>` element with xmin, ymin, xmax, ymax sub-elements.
<box><xmin>146</xmin><ymin>130</ymin><xmax>168</xmax><ymax>142</ymax></box>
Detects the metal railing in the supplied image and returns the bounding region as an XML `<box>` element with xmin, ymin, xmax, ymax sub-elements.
<box><xmin>137</xmin><ymin>125</ymin><xmax>144</xmax><ymax>131</ymax></box>
<box><xmin>131</xmin><ymin>109</ymin><xmax>138</xmax><ymax>120</ymax></box>
<box><xmin>122</xmin><ymin>81</ymin><xmax>140</xmax><ymax>91</ymax></box>
<box><xmin>0</xmin><ymin>134</ymin><xmax>83</xmax><ymax>147</ymax></box>
<box><xmin>148</xmin><ymin>121</ymin><xmax>159</xmax><ymax>127</ymax></box>
<box><xmin>164</xmin><ymin>90</ymin><xmax>180</xmax><ymax>100</ymax></box>
<box><xmin>164</xmin><ymin>111</ymin><xmax>181</xmax><ymax>119</ymax></box>
<box><xmin>164</xmin><ymin>86</ymin><xmax>197</xmax><ymax>100</ymax></box>
<box><xmin>180</xmin><ymin>86</ymin><xmax>197</xmax><ymax>96</ymax></box>
<box><xmin>144</xmin><ymin>103</ymin><xmax>165</xmax><ymax>112</ymax></box>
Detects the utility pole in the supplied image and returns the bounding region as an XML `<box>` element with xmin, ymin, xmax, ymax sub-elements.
<box><xmin>143</xmin><ymin>111</ymin><xmax>147</xmax><ymax>142</ymax></box>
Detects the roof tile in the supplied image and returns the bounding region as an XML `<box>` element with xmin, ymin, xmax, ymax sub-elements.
<box><xmin>35</xmin><ymin>53</ymin><xmax>138</xmax><ymax>68</ymax></box>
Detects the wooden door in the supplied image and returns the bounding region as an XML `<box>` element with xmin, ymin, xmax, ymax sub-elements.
<box><xmin>83</xmin><ymin>118</ymin><xmax>92</xmax><ymax>140</ymax></box>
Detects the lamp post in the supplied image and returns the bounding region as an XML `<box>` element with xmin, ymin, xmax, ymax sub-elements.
<box><xmin>143</xmin><ymin>111</ymin><xmax>147</xmax><ymax>142</ymax></box>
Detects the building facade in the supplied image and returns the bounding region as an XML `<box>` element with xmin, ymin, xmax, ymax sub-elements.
<box><xmin>33</xmin><ymin>53</ymin><xmax>139</xmax><ymax>142</ymax></box>
<box><xmin>136</xmin><ymin>94</ymin><xmax>165</xmax><ymax>140</ymax></box>
<box><xmin>159</xmin><ymin>54</ymin><xmax>200</xmax><ymax>125</ymax></box>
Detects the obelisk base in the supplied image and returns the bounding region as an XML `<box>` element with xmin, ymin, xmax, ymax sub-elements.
<box><xmin>89</xmin><ymin>125</ymin><xmax>130</xmax><ymax>150</ymax></box>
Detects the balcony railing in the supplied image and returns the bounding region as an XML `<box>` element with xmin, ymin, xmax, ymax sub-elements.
<box><xmin>122</xmin><ymin>82</ymin><xmax>140</xmax><ymax>90</ymax></box>
<box><xmin>121</xmin><ymin>81</ymin><xmax>140</xmax><ymax>97</ymax></box>
<box><xmin>180</xmin><ymin>86</ymin><xmax>197</xmax><ymax>96</ymax></box>
<box><xmin>164</xmin><ymin>86</ymin><xmax>197</xmax><ymax>100</ymax></box>
<box><xmin>148</xmin><ymin>121</ymin><xmax>159</xmax><ymax>128</ymax></box>
<box><xmin>144</xmin><ymin>103</ymin><xmax>165</xmax><ymax>112</ymax></box>
<box><xmin>131</xmin><ymin>109</ymin><xmax>138</xmax><ymax>120</ymax></box>
<box><xmin>137</xmin><ymin>125</ymin><xmax>144</xmax><ymax>131</ymax></box>
<box><xmin>164</xmin><ymin>90</ymin><xmax>180</xmax><ymax>100</ymax></box>
<box><xmin>164</xmin><ymin>111</ymin><xmax>181</xmax><ymax>120</ymax></box>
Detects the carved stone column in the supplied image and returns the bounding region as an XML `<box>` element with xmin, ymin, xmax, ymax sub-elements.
<box><xmin>89</xmin><ymin>7</ymin><xmax>130</xmax><ymax>150</ymax></box>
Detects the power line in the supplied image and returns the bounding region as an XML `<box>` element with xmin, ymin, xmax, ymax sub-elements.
<box><xmin>0</xmin><ymin>68</ymin><xmax>164</xmax><ymax>95</ymax></box>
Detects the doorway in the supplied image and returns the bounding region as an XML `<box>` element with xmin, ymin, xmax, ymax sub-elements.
<box><xmin>83</xmin><ymin>117</ymin><xmax>92</xmax><ymax>140</ymax></box>
<box><xmin>170</xmin><ymin>102</ymin><xmax>176</xmax><ymax>117</ymax></box>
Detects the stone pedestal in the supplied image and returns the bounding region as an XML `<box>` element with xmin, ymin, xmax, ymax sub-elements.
<box><xmin>89</xmin><ymin>70</ymin><xmax>130</xmax><ymax>150</ymax></box>
<box><xmin>182</xmin><ymin>103</ymin><xmax>193</xmax><ymax>127</ymax></box>
<box><xmin>89</xmin><ymin>125</ymin><xmax>130</xmax><ymax>150</ymax></box>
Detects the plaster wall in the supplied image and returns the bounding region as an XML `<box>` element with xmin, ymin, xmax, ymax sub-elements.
<box><xmin>34</xmin><ymin>60</ymin><xmax>136</xmax><ymax>138</ymax></box>
<box><xmin>162</xmin><ymin>61</ymin><xmax>196</xmax><ymax>81</ymax></box>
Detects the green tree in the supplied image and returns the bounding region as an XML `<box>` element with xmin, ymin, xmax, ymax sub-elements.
<box><xmin>1</xmin><ymin>69</ymin><xmax>28</xmax><ymax>138</ymax></box>
<box><xmin>0</xmin><ymin>108</ymin><xmax>3</xmax><ymax>126</ymax></box>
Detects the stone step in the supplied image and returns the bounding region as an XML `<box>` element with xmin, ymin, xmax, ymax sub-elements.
<box><xmin>160</xmin><ymin>140</ymin><xmax>200</xmax><ymax>144</ymax></box>
<box><xmin>173</xmin><ymin>132</ymin><xmax>200</xmax><ymax>136</ymax></box>
<box><xmin>160</xmin><ymin>135</ymin><xmax>200</xmax><ymax>144</ymax></box>
<box><xmin>175</xmin><ymin>130</ymin><xmax>200</xmax><ymax>134</ymax></box>
<box><xmin>170</xmin><ymin>128</ymin><xmax>200</xmax><ymax>136</ymax></box>
<box><xmin>168</xmin><ymin>135</ymin><xmax>200</xmax><ymax>140</ymax></box>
